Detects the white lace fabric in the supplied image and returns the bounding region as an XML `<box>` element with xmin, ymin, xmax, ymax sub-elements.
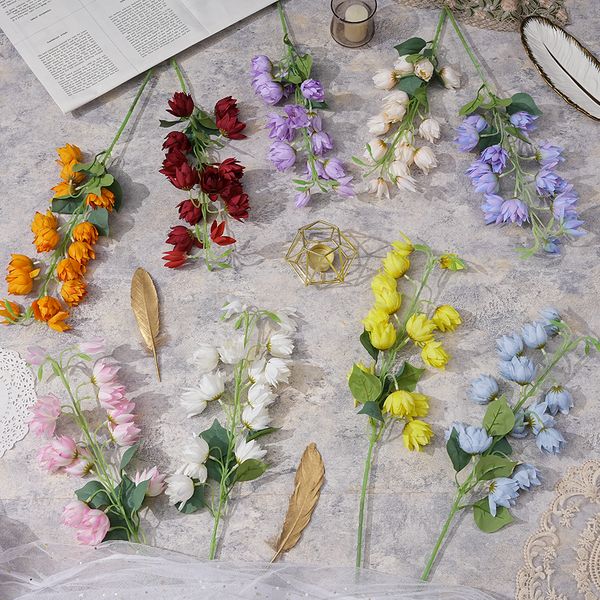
<box><xmin>516</xmin><ymin>460</ymin><xmax>600</xmax><ymax>599</ymax></box>
<box><xmin>0</xmin><ymin>347</ymin><xmax>36</xmax><ymax>458</ymax></box>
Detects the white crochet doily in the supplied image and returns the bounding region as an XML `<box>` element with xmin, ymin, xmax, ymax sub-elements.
<box><xmin>516</xmin><ymin>460</ymin><xmax>600</xmax><ymax>600</ymax></box>
<box><xmin>0</xmin><ymin>347</ymin><xmax>37</xmax><ymax>458</ymax></box>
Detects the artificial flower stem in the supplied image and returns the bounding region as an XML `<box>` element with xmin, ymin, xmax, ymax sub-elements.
<box><xmin>444</xmin><ymin>8</ymin><xmax>490</xmax><ymax>90</ymax></box>
<box><xmin>53</xmin><ymin>359</ymin><xmax>139</xmax><ymax>541</ymax></box>
<box><xmin>420</xmin><ymin>490</ymin><xmax>463</xmax><ymax>581</ymax></box>
<box><xmin>171</xmin><ymin>58</ymin><xmax>187</xmax><ymax>93</ymax></box>
<box><xmin>101</xmin><ymin>69</ymin><xmax>154</xmax><ymax>166</ymax></box>
<box><xmin>356</xmin><ymin>418</ymin><xmax>380</xmax><ymax>568</ymax></box>
<box><xmin>431</xmin><ymin>8</ymin><xmax>447</xmax><ymax>52</ymax></box>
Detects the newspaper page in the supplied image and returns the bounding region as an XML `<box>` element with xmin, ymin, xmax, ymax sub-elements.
<box><xmin>0</xmin><ymin>0</ymin><xmax>275</xmax><ymax>113</ymax></box>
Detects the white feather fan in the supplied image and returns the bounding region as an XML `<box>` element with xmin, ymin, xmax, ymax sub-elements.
<box><xmin>521</xmin><ymin>17</ymin><xmax>600</xmax><ymax>120</ymax></box>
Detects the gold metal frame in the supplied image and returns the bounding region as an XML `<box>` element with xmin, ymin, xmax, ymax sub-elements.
<box><xmin>521</xmin><ymin>16</ymin><xmax>600</xmax><ymax>122</ymax></box>
<box><xmin>285</xmin><ymin>220</ymin><xmax>358</xmax><ymax>286</ymax></box>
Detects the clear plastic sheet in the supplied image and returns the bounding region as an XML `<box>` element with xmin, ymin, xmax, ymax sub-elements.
<box><xmin>0</xmin><ymin>540</ymin><xmax>495</xmax><ymax>600</ymax></box>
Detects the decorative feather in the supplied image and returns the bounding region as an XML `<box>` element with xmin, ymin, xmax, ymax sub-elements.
<box><xmin>521</xmin><ymin>17</ymin><xmax>600</xmax><ymax>120</ymax></box>
<box><xmin>130</xmin><ymin>268</ymin><xmax>161</xmax><ymax>382</ymax></box>
<box><xmin>271</xmin><ymin>443</ymin><xmax>325</xmax><ymax>562</ymax></box>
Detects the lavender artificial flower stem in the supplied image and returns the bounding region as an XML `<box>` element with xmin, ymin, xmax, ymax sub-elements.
<box><xmin>444</xmin><ymin>8</ymin><xmax>490</xmax><ymax>90</ymax></box>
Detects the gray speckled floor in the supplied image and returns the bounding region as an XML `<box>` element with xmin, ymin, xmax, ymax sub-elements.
<box><xmin>1</xmin><ymin>1</ymin><xmax>599</xmax><ymax>598</ymax></box>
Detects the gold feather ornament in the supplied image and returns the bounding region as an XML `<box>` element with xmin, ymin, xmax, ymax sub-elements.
<box><xmin>130</xmin><ymin>268</ymin><xmax>161</xmax><ymax>381</ymax></box>
<box><xmin>271</xmin><ymin>443</ymin><xmax>325</xmax><ymax>562</ymax></box>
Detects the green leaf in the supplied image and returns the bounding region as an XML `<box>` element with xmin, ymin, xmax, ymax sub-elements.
<box><xmin>473</xmin><ymin>498</ymin><xmax>514</xmax><ymax>533</ymax></box>
<box><xmin>476</xmin><ymin>128</ymin><xmax>502</xmax><ymax>152</ymax></box>
<box><xmin>87</xmin><ymin>207</ymin><xmax>110</xmax><ymax>237</ymax></box>
<box><xmin>459</xmin><ymin>96</ymin><xmax>483</xmax><ymax>116</ymax></box>
<box><xmin>394</xmin><ymin>362</ymin><xmax>425</xmax><ymax>392</ymax></box>
<box><xmin>473</xmin><ymin>455</ymin><xmax>517</xmax><ymax>481</ymax></box>
<box><xmin>506</xmin><ymin>92</ymin><xmax>542</xmax><ymax>116</ymax></box>
<box><xmin>116</xmin><ymin>474</ymin><xmax>147</xmax><ymax>515</ymax></box>
<box><xmin>351</xmin><ymin>156</ymin><xmax>369</xmax><ymax>167</ymax></box>
<box><xmin>446</xmin><ymin>428</ymin><xmax>471</xmax><ymax>472</ymax></box>
<box><xmin>201</xmin><ymin>420</ymin><xmax>233</xmax><ymax>482</ymax></box>
<box><xmin>177</xmin><ymin>484</ymin><xmax>205</xmax><ymax>514</ymax></box>
<box><xmin>394</xmin><ymin>37</ymin><xmax>427</xmax><ymax>56</ymax></box>
<box><xmin>296</xmin><ymin>53</ymin><xmax>313</xmax><ymax>80</ymax></box>
<box><xmin>348</xmin><ymin>365</ymin><xmax>382</xmax><ymax>403</ymax></box>
<box><xmin>52</xmin><ymin>197</ymin><xmax>81</xmax><ymax>214</ymax></box>
<box><xmin>491</xmin><ymin>436</ymin><xmax>513</xmax><ymax>457</ymax></box>
<box><xmin>357</xmin><ymin>400</ymin><xmax>384</xmax><ymax>422</ymax></box>
<box><xmin>159</xmin><ymin>118</ymin><xmax>183</xmax><ymax>127</ymax></box>
<box><xmin>247</xmin><ymin>427</ymin><xmax>279</xmax><ymax>442</ymax></box>
<box><xmin>104</xmin><ymin>528</ymin><xmax>129</xmax><ymax>541</ymax></box>
<box><xmin>75</xmin><ymin>480</ymin><xmax>111</xmax><ymax>509</ymax></box>
<box><xmin>505</xmin><ymin>125</ymin><xmax>531</xmax><ymax>144</ymax></box>
<box><xmin>483</xmin><ymin>398</ymin><xmax>515</xmax><ymax>437</ymax></box>
<box><xmin>106</xmin><ymin>178</ymin><xmax>123</xmax><ymax>211</ymax></box>
<box><xmin>235</xmin><ymin>459</ymin><xmax>268</xmax><ymax>482</ymax></box>
<box><xmin>310</xmin><ymin>101</ymin><xmax>328</xmax><ymax>110</ymax></box>
<box><xmin>493</xmin><ymin>96</ymin><xmax>513</xmax><ymax>108</ymax></box>
<box><xmin>360</xmin><ymin>329</ymin><xmax>379</xmax><ymax>361</ymax></box>
<box><xmin>396</xmin><ymin>75</ymin><xmax>424</xmax><ymax>97</ymax></box>
<box><xmin>120</xmin><ymin>442</ymin><xmax>139</xmax><ymax>471</ymax></box>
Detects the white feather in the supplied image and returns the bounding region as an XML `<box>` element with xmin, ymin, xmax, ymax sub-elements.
<box><xmin>522</xmin><ymin>17</ymin><xmax>600</xmax><ymax>120</ymax></box>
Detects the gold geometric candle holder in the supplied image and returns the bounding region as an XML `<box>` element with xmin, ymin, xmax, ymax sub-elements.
<box><xmin>285</xmin><ymin>220</ymin><xmax>358</xmax><ymax>285</ymax></box>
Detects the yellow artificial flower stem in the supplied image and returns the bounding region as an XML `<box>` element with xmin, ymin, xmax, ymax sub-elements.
<box><xmin>356</xmin><ymin>418</ymin><xmax>385</xmax><ymax>569</ymax></box>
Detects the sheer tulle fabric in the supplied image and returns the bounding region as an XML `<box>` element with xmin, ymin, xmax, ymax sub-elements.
<box><xmin>0</xmin><ymin>541</ymin><xmax>494</xmax><ymax>600</ymax></box>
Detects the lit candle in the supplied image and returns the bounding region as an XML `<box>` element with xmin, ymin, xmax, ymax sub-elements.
<box><xmin>344</xmin><ymin>3</ymin><xmax>369</xmax><ymax>44</ymax></box>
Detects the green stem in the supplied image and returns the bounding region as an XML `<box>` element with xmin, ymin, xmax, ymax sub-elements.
<box><xmin>100</xmin><ymin>69</ymin><xmax>154</xmax><ymax>166</ymax></box>
<box><xmin>431</xmin><ymin>9</ymin><xmax>447</xmax><ymax>53</ymax></box>
<box><xmin>356</xmin><ymin>418</ymin><xmax>380</xmax><ymax>568</ymax></box>
<box><xmin>421</xmin><ymin>490</ymin><xmax>463</xmax><ymax>581</ymax></box>
<box><xmin>444</xmin><ymin>8</ymin><xmax>490</xmax><ymax>89</ymax></box>
<box><xmin>208</xmin><ymin>478</ymin><xmax>229</xmax><ymax>559</ymax></box>
<box><xmin>171</xmin><ymin>58</ymin><xmax>187</xmax><ymax>93</ymax></box>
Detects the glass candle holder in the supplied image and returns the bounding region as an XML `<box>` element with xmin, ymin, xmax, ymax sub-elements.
<box><xmin>330</xmin><ymin>0</ymin><xmax>377</xmax><ymax>48</ymax></box>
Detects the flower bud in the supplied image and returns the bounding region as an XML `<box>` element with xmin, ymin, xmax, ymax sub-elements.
<box><xmin>372</xmin><ymin>69</ymin><xmax>398</xmax><ymax>90</ymax></box>
<box><xmin>367</xmin><ymin>114</ymin><xmax>391</xmax><ymax>136</ymax></box>
<box><xmin>418</xmin><ymin>118</ymin><xmax>441</xmax><ymax>143</ymax></box>
<box><xmin>394</xmin><ymin>55</ymin><xmax>415</xmax><ymax>77</ymax></box>
<box><xmin>439</xmin><ymin>66</ymin><xmax>461</xmax><ymax>89</ymax></box>
<box><xmin>369</xmin><ymin>321</ymin><xmax>397</xmax><ymax>350</ymax></box>
<box><xmin>394</xmin><ymin>143</ymin><xmax>415</xmax><ymax>165</ymax></box>
<box><xmin>413</xmin><ymin>146</ymin><xmax>438</xmax><ymax>174</ymax></box>
<box><xmin>414</xmin><ymin>58</ymin><xmax>434</xmax><ymax>81</ymax></box>
<box><xmin>365</xmin><ymin>139</ymin><xmax>387</xmax><ymax>162</ymax></box>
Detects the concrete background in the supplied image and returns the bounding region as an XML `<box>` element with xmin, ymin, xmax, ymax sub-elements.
<box><xmin>1</xmin><ymin>1</ymin><xmax>599</xmax><ymax>597</ymax></box>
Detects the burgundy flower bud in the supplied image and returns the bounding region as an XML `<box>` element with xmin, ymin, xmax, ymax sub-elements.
<box><xmin>162</xmin><ymin>249</ymin><xmax>188</xmax><ymax>269</ymax></box>
<box><xmin>167</xmin><ymin>92</ymin><xmax>195</xmax><ymax>118</ymax></box>
<box><xmin>168</xmin><ymin>162</ymin><xmax>199</xmax><ymax>190</ymax></box>
<box><xmin>165</xmin><ymin>225</ymin><xmax>201</xmax><ymax>253</ymax></box>
<box><xmin>220</xmin><ymin>182</ymin><xmax>244</xmax><ymax>202</ymax></box>
<box><xmin>177</xmin><ymin>199</ymin><xmax>202</xmax><ymax>225</ymax></box>
<box><xmin>159</xmin><ymin>148</ymin><xmax>188</xmax><ymax>178</ymax></box>
<box><xmin>225</xmin><ymin>193</ymin><xmax>250</xmax><ymax>221</ymax></box>
<box><xmin>214</xmin><ymin>96</ymin><xmax>239</xmax><ymax>120</ymax></box>
<box><xmin>199</xmin><ymin>165</ymin><xmax>225</xmax><ymax>198</ymax></box>
<box><xmin>218</xmin><ymin>158</ymin><xmax>245</xmax><ymax>182</ymax></box>
<box><xmin>210</xmin><ymin>220</ymin><xmax>235</xmax><ymax>246</ymax></box>
<box><xmin>162</xmin><ymin>131</ymin><xmax>192</xmax><ymax>153</ymax></box>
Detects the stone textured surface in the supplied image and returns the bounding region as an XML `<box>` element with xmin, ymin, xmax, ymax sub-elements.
<box><xmin>1</xmin><ymin>1</ymin><xmax>599</xmax><ymax>598</ymax></box>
